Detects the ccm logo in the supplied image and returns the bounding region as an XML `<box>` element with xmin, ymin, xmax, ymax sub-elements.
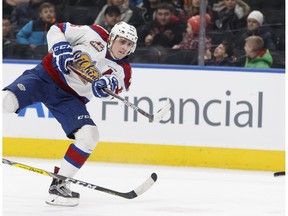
<box><xmin>77</xmin><ymin>115</ymin><xmax>90</xmax><ymax>120</ymax></box>
<box><xmin>54</xmin><ymin>44</ymin><xmax>70</xmax><ymax>51</ymax></box>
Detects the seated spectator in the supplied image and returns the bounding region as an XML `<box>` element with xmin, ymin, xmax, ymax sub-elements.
<box><xmin>165</xmin><ymin>0</ymin><xmax>184</xmax><ymax>9</ymax></box>
<box><xmin>99</xmin><ymin>6</ymin><xmax>121</xmax><ymax>31</ymax></box>
<box><xmin>10</xmin><ymin>0</ymin><xmax>44</xmax><ymax>32</ymax></box>
<box><xmin>205</xmin><ymin>40</ymin><xmax>235</xmax><ymax>66</ymax></box>
<box><xmin>212</xmin><ymin>0</ymin><xmax>250</xmax><ymax>34</ymax></box>
<box><xmin>184</xmin><ymin>0</ymin><xmax>211</xmax><ymax>19</ymax></box>
<box><xmin>138</xmin><ymin>3</ymin><xmax>185</xmax><ymax>48</ymax></box>
<box><xmin>128</xmin><ymin>0</ymin><xmax>162</xmax><ymax>28</ymax></box>
<box><xmin>162</xmin><ymin>0</ymin><xmax>187</xmax><ymax>27</ymax></box>
<box><xmin>244</xmin><ymin>36</ymin><xmax>273</xmax><ymax>68</ymax></box>
<box><xmin>129</xmin><ymin>0</ymin><xmax>144</xmax><ymax>10</ymax></box>
<box><xmin>94</xmin><ymin>0</ymin><xmax>133</xmax><ymax>26</ymax></box>
<box><xmin>3</xmin><ymin>0</ymin><xmax>29</xmax><ymax>19</ymax></box>
<box><xmin>16</xmin><ymin>2</ymin><xmax>56</xmax><ymax>50</ymax></box>
<box><xmin>172</xmin><ymin>14</ymin><xmax>212</xmax><ymax>50</ymax></box>
<box><xmin>3</xmin><ymin>16</ymin><xmax>18</xmax><ymax>58</ymax></box>
<box><xmin>55</xmin><ymin>0</ymin><xmax>103</xmax><ymax>25</ymax></box>
<box><xmin>235</xmin><ymin>10</ymin><xmax>277</xmax><ymax>51</ymax></box>
<box><xmin>59</xmin><ymin>0</ymin><xmax>103</xmax><ymax>7</ymax></box>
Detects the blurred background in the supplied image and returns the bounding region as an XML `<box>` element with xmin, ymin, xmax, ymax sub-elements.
<box><xmin>3</xmin><ymin>0</ymin><xmax>285</xmax><ymax>68</ymax></box>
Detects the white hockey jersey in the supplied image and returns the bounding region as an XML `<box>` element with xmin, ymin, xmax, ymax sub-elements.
<box><xmin>42</xmin><ymin>22</ymin><xmax>132</xmax><ymax>104</ymax></box>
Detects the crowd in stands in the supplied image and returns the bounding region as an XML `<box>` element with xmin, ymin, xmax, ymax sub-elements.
<box><xmin>3</xmin><ymin>0</ymin><xmax>285</xmax><ymax>68</ymax></box>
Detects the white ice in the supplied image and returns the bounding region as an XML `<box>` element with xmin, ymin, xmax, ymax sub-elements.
<box><xmin>2</xmin><ymin>157</ymin><xmax>285</xmax><ymax>216</ymax></box>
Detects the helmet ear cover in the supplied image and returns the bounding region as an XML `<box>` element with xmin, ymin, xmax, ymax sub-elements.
<box><xmin>108</xmin><ymin>22</ymin><xmax>138</xmax><ymax>56</ymax></box>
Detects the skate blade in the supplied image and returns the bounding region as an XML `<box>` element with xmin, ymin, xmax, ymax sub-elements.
<box><xmin>45</xmin><ymin>194</ymin><xmax>79</xmax><ymax>207</ymax></box>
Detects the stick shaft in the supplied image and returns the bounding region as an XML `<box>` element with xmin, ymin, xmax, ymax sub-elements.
<box><xmin>67</xmin><ymin>65</ymin><xmax>154</xmax><ymax>120</ymax></box>
<box><xmin>2</xmin><ymin>158</ymin><xmax>148</xmax><ymax>199</ymax></box>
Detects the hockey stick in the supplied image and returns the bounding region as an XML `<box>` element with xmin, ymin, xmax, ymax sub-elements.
<box><xmin>67</xmin><ymin>64</ymin><xmax>171</xmax><ymax>122</ymax></box>
<box><xmin>2</xmin><ymin>158</ymin><xmax>157</xmax><ymax>199</ymax></box>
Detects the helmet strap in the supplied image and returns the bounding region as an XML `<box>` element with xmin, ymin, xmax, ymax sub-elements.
<box><xmin>107</xmin><ymin>37</ymin><xmax>118</xmax><ymax>60</ymax></box>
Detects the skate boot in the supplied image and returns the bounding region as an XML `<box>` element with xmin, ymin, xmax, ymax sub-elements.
<box><xmin>45</xmin><ymin>167</ymin><xmax>80</xmax><ymax>207</ymax></box>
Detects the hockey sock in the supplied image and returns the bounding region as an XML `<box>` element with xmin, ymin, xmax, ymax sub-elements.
<box><xmin>58</xmin><ymin>143</ymin><xmax>90</xmax><ymax>177</ymax></box>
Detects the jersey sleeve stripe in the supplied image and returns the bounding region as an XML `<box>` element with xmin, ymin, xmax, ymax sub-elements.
<box><xmin>55</xmin><ymin>22</ymin><xmax>67</xmax><ymax>33</ymax></box>
<box><xmin>89</xmin><ymin>25</ymin><xmax>109</xmax><ymax>41</ymax></box>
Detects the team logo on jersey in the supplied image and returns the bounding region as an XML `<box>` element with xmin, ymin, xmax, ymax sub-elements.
<box><xmin>74</xmin><ymin>51</ymin><xmax>100</xmax><ymax>84</ymax></box>
<box><xmin>90</xmin><ymin>41</ymin><xmax>104</xmax><ymax>52</ymax></box>
<box><xmin>17</xmin><ymin>83</ymin><xmax>26</xmax><ymax>91</ymax></box>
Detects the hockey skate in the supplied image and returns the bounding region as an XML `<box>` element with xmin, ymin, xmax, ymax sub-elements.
<box><xmin>45</xmin><ymin>166</ymin><xmax>80</xmax><ymax>207</ymax></box>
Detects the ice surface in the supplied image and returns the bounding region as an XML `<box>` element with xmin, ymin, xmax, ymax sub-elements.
<box><xmin>2</xmin><ymin>157</ymin><xmax>285</xmax><ymax>216</ymax></box>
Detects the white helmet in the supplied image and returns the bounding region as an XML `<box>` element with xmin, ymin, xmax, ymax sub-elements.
<box><xmin>108</xmin><ymin>21</ymin><xmax>138</xmax><ymax>56</ymax></box>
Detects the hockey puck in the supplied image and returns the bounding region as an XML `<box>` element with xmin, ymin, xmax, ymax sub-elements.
<box><xmin>274</xmin><ymin>171</ymin><xmax>285</xmax><ymax>177</ymax></box>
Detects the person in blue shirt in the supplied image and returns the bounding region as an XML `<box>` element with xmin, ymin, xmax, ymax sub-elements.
<box><xmin>16</xmin><ymin>2</ymin><xmax>56</xmax><ymax>50</ymax></box>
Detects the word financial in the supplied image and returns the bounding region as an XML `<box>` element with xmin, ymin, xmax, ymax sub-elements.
<box><xmin>18</xmin><ymin>91</ymin><xmax>263</xmax><ymax>128</ymax></box>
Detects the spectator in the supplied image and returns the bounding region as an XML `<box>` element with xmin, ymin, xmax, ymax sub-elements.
<box><xmin>59</xmin><ymin>0</ymin><xmax>103</xmax><ymax>7</ymax></box>
<box><xmin>54</xmin><ymin>0</ymin><xmax>104</xmax><ymax>24</ymax></box>
<box><xmin>172</xmin><ymin>14</ymin><xmax>212</xmax><ymax>50</ymax></box>
<box><xmin>3</xmin><ymin>17</ymin><xmax>16</xmax><ymax>45</ymax></box>
<box><xmin>129</xmin><ymin>0</ymin><xmax>144</xmax><ymax>10</ymax></box>
<box><xmin>128</xmin><ymin>0</ymin><xmax>162</xmax><ymax>28</ymax></box>
<box><xmin>100</xmin><ymin>6</ymin><xmax>121</xmax><ymax>31</ymax></box>
<box><xmin>43</xmin><ymin>0</ymin><xmax>65</xmax><ymax>22</ymax></box>
<box><xmin>16</xmin><ymin>2</ymin><xmax>56</xmax><ymax>50</ymax></box>
<box><xmin>184</xmin><ymin>0</ymin><xmax>211</xmax><ymax>19</ymax></box>
<box><xmin>94</xmin><ymin>0</ymin><xmax>133</xmax><ymax>26</ymax></box>
<box><xmin>138</xmin><ymin>3</ymin><xmax>185</xmax><ymax>48</ymax></box>
<box><xmin>164</xmin><ymin>0</ymin><xmax>184</xmax><ymax>9</ymax></box>
<box><xmin>3</xmin><ymin>0</ymin><xmax>29</xmax><ymax>18</ymax></box>
<box><xmin>162</xmin><ymin>0</ymin><xmax>187</xmax><ymax>27</ymax></box>
<box><xmin>3</xmin><ymin>17</ymin><xmax>18</xmax><ymax>58</ymax></box>
<box><xmin>235</xmin><ymin>10</ymin><xmax>277</xmax><ymax>51</ymax></box>
<box><xmin>10</xmin><ymin>0</ymin><xmax>44</xmax><ymax>32</ymax></box>
<box><xmin>205</xmin><ymin>40</ymin><xmax>235</xmax><ymax>66</ymax></box>
<box><xmin>244</xmin><ymin>36</ymin><xmax>273</xmax><ymax>68</ymax></box>
<box><xmin>212</xmin><ymin>0</ymin><xmax>250</xmax><ymax>34</ymax></box>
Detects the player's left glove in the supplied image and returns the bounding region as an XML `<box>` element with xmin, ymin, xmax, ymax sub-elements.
<box><xmin>52</xmin><ymin>41</ymin><xmax>74</xmax><ymax>74</ymax></box>
<box><xmin>92</xmin><ymin>75</ymin><xmax>118</xmax><ymax>98</ymax></box>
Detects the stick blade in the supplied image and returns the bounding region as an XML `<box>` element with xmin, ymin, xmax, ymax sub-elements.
<box><xmin>133</xmin><ymin>173</ymin><xmax>158</xmax><ymax>197</ymax></box>
<box><xmin>153</xmin><ymin>98</ymin><xmax>171</xmax><ymax>122</ymax></box>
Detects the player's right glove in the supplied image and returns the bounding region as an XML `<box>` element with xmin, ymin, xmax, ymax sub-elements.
<box><xmin>52</xmin><ymin>41</ymin><xmax>74</xmax><ymax>74</ymax></box>
<box><xmin>92</xmin><ymin>75</ymin><xmax>118</xmax><ymax>98</ymax></box>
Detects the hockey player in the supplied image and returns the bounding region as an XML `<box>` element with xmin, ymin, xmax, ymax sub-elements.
<box><xmin>2</xmin><ymin>21</ymin><xmax>138</xmax><ymax>207</ymax></box>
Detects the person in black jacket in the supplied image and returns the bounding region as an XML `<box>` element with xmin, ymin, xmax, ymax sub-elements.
<box><xmin>137</xmin><ymin>3</ymin><xmax>185</xmax><ymax>48</ymax></box>
<box><xmin>99</xmin><ymin>5</ymin><xmax>121</xmax><ymax>31</ymax></box>
<box><xmin>211</xmin><ymin>0</ymin><xmax>250</xmax><ymax>34</ymax></box>
<box><xmin>234</xmin><ymin>10</ymin><xmax>277</xmax><ymax>51</ymax></box>
<box><xmin>129</xmin><ymin>0</ymin><xmax>163</xmax><ymax>29</ymax></box>
<box><xmin>3</xmin><ymin>16</ymin><xmax>18</xmax><ymax>58</ymax></box>
<box><xmin>10</xmin><ymin>0</ymin><xmax>44</xmax><ymax>32</ymax></box>
<box><xmin>205</xmin><ymin>40</ymin><xmax>235</xmax><ymax>66</ymax></box>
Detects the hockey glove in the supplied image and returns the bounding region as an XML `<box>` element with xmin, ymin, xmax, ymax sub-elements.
<box><xmin>92</xmin><ymin>75</ymin><xmax>118</xmax><ymax>98</ymax></box>
<box><xmin>52</xmin><ymin>41</ymin><xmax>74</xmax><ymax>74</ymax></box>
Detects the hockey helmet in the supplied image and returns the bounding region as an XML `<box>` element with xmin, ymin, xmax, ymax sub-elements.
<box><xmin>108</xmin><ymin>21</ymin><xmax>138</xmax><ymax>56</ymax></box>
